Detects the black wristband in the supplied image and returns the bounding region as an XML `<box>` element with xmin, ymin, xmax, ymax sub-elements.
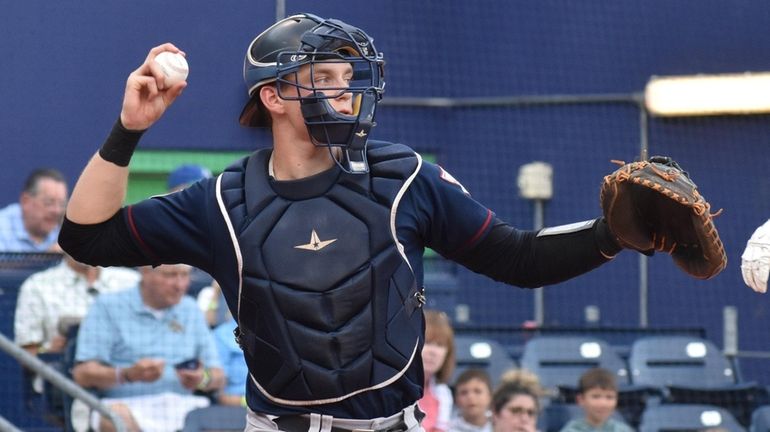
<box><xmin>98</xmin><ymin>118</ymin><xmax>145</xmax><ymax>167</ymax></box>
<box><xmin>594</xmin><ymin>217</ymin><xmax>623</xmax><ymax>258</ymax></box>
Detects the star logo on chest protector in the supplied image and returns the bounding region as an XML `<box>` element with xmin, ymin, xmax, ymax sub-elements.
<box><xmin>294</xmin><ymin>229</ymin><xmax>337</xmax><ymax>251</ymax></box>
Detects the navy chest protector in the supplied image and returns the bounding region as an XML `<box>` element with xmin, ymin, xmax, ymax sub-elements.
<box><xmin>216</xmin><ymin>142</ymin><xmax>425</xmax><ymax>405</ymax></box>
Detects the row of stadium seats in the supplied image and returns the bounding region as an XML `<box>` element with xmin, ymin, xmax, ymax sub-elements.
<box><xmin>454</xmin><ymin>334</ymin><xmax>742</xmax><ymax>390</ymax></box>
<box><xmin>543</xmin><ymin>403</ymin><xmax>770</xmax><ymax>432</ymax></box>
<box><xmin>453</xmin><ymin>334</ymin><xmax>769</xmax><ymax>428</ymax></box>
<box><xmin>176</xmin><ymin>401</ymin><xmax>770</xmax><ymax>432</ymax></box>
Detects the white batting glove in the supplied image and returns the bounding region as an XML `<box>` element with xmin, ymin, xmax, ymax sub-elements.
<box><xmin>741</xmin><ymin>219</ymin><xmax>770</xmax><ymax>293</ymax></box>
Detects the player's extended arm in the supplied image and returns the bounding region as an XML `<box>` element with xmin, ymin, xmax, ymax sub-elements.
<box><xmin>66</xmin><ymin>43</ymin><xmax>187</xmax><ymax>224</ymax></box>
<box><xmin>454</xmin><ymin>217</ymin><xmax>621</xmax><ymax>288</ymax></box>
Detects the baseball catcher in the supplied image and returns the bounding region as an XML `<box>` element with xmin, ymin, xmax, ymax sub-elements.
<box><xmin>58</xmin><ymin>12</ymin><xmax>728</xmax><ymax>432</ymax></box>
<box><xmin>600</xmin><ymin>156</ymin><xmax>727</xmax><ymax>280</ymax></box>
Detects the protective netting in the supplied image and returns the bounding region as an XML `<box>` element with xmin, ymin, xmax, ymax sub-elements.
<box><xmin>4</xmin><ymin>0</ymin><xmax>770</xmax><ymax>429</ymax></box>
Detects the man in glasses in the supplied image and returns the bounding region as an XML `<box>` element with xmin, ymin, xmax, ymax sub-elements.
<box><xmin>0</xmin><ymin>168</ymin><xmax>67</xmax><ymax>252</ymax></box>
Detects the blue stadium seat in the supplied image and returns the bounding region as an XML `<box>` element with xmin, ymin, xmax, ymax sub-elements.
<box><xmin>519</xmin><ymin>335</ymin><xmax>629</xmax><ymax>391</ymax></box>
<box><xmin>182</xmin><ymin>405</ymin><xmax>247</xmax><ymax>432</ymax></box>
<box><xmin>629</xmin><ymin>336</ymin><xmax>736</xmax><ymax>388</ymax></box>
<box><xmin>639</xmin><ymin>404</ymin><xmax>745</xmax><ymax>432</ymax></box>
<box><xmin>629</xmin><ymin>335</ymin><xmax>765</xmax><ymax>426</ymax></box>
<box><xmin>451</xmin><ymin>335</ymin><xmax>517</xmax><ymax>387</ymax></box>
<box><xmin>520</xmin><ymin>335</ymin><xmax>657</xmax><ymax>428</ymax></box>
<box><xmin>751</xmin><ymin>405</ymin><xmax>770</xmax><ymax>432</ymax></box>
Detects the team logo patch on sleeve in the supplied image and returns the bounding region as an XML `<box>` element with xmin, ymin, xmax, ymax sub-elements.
<box><xmin>438</xmin><ymin>166</ymin><xmax>470</xmax><ymax>195</ymax></box>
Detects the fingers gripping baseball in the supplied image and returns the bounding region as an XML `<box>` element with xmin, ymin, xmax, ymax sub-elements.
<box><xmin>741</xmin><ymin>219</ymin><xmax>770</xmax><ymax>293</ymax></box>
<box><xmin>120</xmin><ymin>43</ymin><xmax>187</xmax><ymax>131</ymax></box>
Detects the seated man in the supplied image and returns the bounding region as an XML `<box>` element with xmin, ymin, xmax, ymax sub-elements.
<box><xmin>14</xmin><ymin>253</ymin><xmax>140</xmax><ymax>356</ymax></box>
<box><xmin>212</xmin><ymin>315</ymin><xmax>248</xmax><ymax>406</ymax></box>
<box><xmin>14</xmin><ymin>253</ymin><xmax>139</xmax><ymax>422</ymax></box>
<box><xmin>0</xmin><ymin>168</ymin><xmax>68</xmax><ymax>252</ymax></box>
<box><xmin>72</xmin><ymin>264</ymin><xmax>224</xmax><ymax>432</ymax></box>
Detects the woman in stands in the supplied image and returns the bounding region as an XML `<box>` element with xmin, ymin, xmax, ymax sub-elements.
<box><xmin>491</xmin><ymin>370</ymin><xmax>543</xmax><ymax>432</ymax></box>
<box><xmin>419</xmin><ymin>310</ymin><xmax>457</xmax><ymax>432</ymax></box>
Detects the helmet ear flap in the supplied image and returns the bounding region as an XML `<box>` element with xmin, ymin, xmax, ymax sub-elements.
<box><xmin>240</xmin><ymin>14</ymin><xmax>325</xmax><ymax>127</ymax></box>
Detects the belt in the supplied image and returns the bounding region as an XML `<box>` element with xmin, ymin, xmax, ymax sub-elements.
<box><xmin>273</xmin><ymin>404</ymin><xmax>423</xmax><ymax>432</ymax></box>
<box><xmin>274</xmin><ymin>416</ymin><xmax>407</xmax><ymax>432</ymax></box>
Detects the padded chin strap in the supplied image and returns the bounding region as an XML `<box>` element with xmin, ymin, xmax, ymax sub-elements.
<box><xmin>344</xmin><ymin>92</ymin><xmax>377</xmax><ymax>173</ymax></box>
<box><xmin>300</xmin><ymin>91</ymin><xmax>378</xmax><ymax>174</ymax></box>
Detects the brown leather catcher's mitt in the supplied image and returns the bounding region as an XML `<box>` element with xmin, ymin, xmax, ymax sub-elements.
<box><xmin>600</xmin><ymin>156</ymin><xmax>727</xmax><ymax>279</ymax></box>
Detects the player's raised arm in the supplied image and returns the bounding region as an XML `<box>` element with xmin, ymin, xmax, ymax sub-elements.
<box><xmin>66</xmin><ymin>43</ymin><xmax>187</xmax><ymax>224</ymax></box>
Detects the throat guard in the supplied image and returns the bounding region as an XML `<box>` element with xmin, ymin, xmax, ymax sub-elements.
<box><xmin>216</xmin><ymin>142</ymin><xmax>424</xmax><ymax>405</ymax></box>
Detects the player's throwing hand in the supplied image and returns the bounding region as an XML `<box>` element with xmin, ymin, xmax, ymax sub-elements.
<box><xmin>120</xmin><ymin>43</ymin><xmax>187</xmax><ymax>131</ymax></box>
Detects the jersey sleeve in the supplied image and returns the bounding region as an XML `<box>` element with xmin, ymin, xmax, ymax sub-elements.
<box><xmin>399</xmin><ymin>161</ymin><xmax>494</xmax><ymax>258</ymax></box>
<box><xmin>126</xmin><ymin>178</ymin><xmax>226</xmax><ymax>274</ymax></box>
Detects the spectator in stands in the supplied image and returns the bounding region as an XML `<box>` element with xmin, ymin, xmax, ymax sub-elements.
<box><xmin>72</xmin><ymin>263</ymin><xmax>224</xmax><ymax>432</ymax></box>
<box><xmin>166</xmin><ymin>163</ymin><xmax>212</xmax><ymax>193</ymax></box>
<box><xmin>14</xmin><ymin>253</ymin><xmax>140</xmax><ymax>356</ymax></box>
<box><xmin>212</xmin><ymin>315</ymin><xmax>248</xmax><ymax>406</ymax></box>
<box><xmin>197</xmin><ymin>280</ymin><xmax>229</xmax><ymax>328</ymax></box>
<box><xmin>419</xmin><ymin>310</ymin><xmax>456</xmax><ymax>432</ymax></box>
<box><xmin>492</xmin><ymin>369</ymin><xmax>542</xmax><ymax>432</ymax></box>
<box><xmin>166</xmin><ymin>164</ymin><xmax>221</xmax><ymax>305</ymax></box>
<box><xmin>205</xmin><ymin>282</ymin><xmax>248</xmax><ymax>407</ymax></box>
<box><xmin>449</xmin><ymin>369</ymin><xmax>493</xmax><ymax>432</ymax></box>
<box><xmin>0</xmin><ymin>168</ymin><xmax>67</xmax><ymax>252</ymax></box>
<box><xmin>559</xmin><ymin>368</ymin><xmax>632</xmax><ymax>432</ymax></box>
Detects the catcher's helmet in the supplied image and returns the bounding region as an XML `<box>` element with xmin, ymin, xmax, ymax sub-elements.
<box><xmin>239</xmin><ymin>13</ymin><xmax>385</xmax><ymax>173</ymax></box>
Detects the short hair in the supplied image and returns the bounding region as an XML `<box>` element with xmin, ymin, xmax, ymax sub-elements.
<box><xmin>454</xmin><ymin>368</ymin><xmax>492</xmax><ymax>393</ymax></box>
<box><xmin>423</xmin><ymin>309</ymin><xmax>456</xmax><ymax>384</ymax></box>
<box><xmin>499</xmin><ymin>368</ymin><xmax>541</xmax><ymax>392</ymax></box>
<box><xmin>492</xmin><ymin>369</ymin><xmax>542</xmax><ymax>413</ymax></box>
<box><xmin>23</xmin><ymin>168</ymin><xmax>66</xmax><ymax>195</ymax></box>
<box><xmin>492</xmin><ymin>381</ymin><xmax>540</xmax><ymax>414</ymax></box>
<box><xmin>578</xmin><ymin>367</ymin><xmax>617</xmax><ymax>393</ymax></box>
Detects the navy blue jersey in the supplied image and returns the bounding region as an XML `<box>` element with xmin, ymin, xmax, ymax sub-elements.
<box><xmin>61</xmin><ymin>141</ymin><xmax>616</xmax><ymax>417</ymax></box>
<box><xmin>124</xmin><ymin>148</ymin><xmax>493</xmax><ymax>418</ymax></box>
<box><xmin>128</xmin><ymin>156</ymin><xmax>492</xmax><ymax>299</ymax></box>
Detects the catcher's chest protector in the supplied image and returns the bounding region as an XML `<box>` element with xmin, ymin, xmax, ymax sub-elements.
<box><xmin>217</xmin><ymin>143</ymin><xmax>425</xmax><ymax>405</ymax></box>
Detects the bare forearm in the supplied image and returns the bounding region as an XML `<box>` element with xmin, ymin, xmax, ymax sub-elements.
<box><xmin>67</xmin><ymin>116</ymin><xmax>146</xmax><ymax>224</ymax></box>
<box><xmin>218</xmin><ymin>393</ymin><xmax>245</xmax><ymax>406</ymax></box>
<box><xmin>21</xmin><ymin>345</ymin><xmax>39</xmax><ymax>357</ymax></box>
<box><xmin>207</xmin><ymin>367</ymin><xmax>225</xmax><ymax>391</ymax></box>
<box><xmin>72</xmin><ymin>361</ymin><xmax>121</xmax><ymax>390</ymax></box>
<box><xmin>67</xmin><ymin>41</ymin><xmax>187</xmax><ymax>223</ymax></box>
<box><xmin>67</xmin><ymin>153</ymin><xmax>129</xmax><ymax>224</ymax></box>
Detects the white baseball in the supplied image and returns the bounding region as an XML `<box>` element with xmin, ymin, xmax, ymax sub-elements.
<box><xmin>154</xmin><ymin>51</ymin><xmax>189</xmax><ymax>86</ymax></box>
